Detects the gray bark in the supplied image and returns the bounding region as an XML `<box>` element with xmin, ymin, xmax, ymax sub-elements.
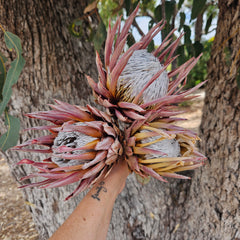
<box><xmin>1</xmin><ymin>0</ymin><xmax>239</xmax><ymax>239</ymax></box>
<box><xmin>0</xmin><ymin>0</ymin><xmax>98</xmax><ymax>239</ymax></box>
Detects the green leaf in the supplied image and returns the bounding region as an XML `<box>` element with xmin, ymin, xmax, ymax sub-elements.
<box><xmin>179</xmin><ymin>12</ymin><xmax>186</xmax><ymax>31</ymax></box>
<box><xmin>0</xmin><ymin>31</ymin><xmax>25</xmax><ymax>116</ymax></box>
<box><xmin>193</xmin><ymin>41</ymin><xmax>203</xmax><ymax>57</ymax></box>
<box><xmin>0</xmin><ymin>53</ymin><xmax>7</xmax><ymax>100</ymax></box>
<box><xmin>205</xmin><ymin>13</ymin><xmax>213</xmax><ymax>34</ymax></box>
<box><xmin>183</xmin><ymin>25</ymin><xmax>191</xmax><ymax>45</ymax></box>
<box><xmin>165</xmin><ymin>0</ymin><xmax>176</xmax><ymax>23</ymax></box>
<box><xmin>176</xmin><ymin>45</ymin><xmax>186</xmax><ymax>65</ymax></box>
<box><xmin>147</xmin><ymin>40</ymin><xmax>155</xmax><ymax>53</ymax></box>
<box><xmin>0</xmin><ymin>52</ymin><xmax>7</xmax><ymax>63</ymax></box>
<box><xmin>0</xmin><ymin>112</ymin><xmax>20</xmax><ymax>151</ymax></box>
<box><xmin>154</xmin><ymin>4</ymin><xmax>162</xmax><ymax>22</ymax></box>
<box><xmin>178</xmin><ymin>0</ymin><xmax>184</xmax><ymax>9</ymax></box>
<box><xmin>93</xmin><ymin>19</ymin><xmax>107</xmax><ymax>52</ymax></box>
<box><xmin>124</xmin><ymin>0</ymin><xmax>131</xmax><ymax>16</ymax></box>
<box><xmin>191</xmin><ymin>0</ymin><xmax>207</xmax><ymax>20</ymax></box>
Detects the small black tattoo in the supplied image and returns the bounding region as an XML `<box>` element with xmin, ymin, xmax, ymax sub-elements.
<box><xmin>91</xmin><ymin>181</ymin><xmax>107</xmax><ymax>201</ymax></box>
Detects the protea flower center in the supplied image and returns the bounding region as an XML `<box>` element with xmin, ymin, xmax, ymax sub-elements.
<box><xmin>52</xmin><ymin>123</ymin><xmax>97</xmax><ymax>168</ymax></box>
<box><xmin>141</xmin><ymin>136</ymin><xmax>180</xmax><ymax>159</ymax></box>
<box><xmin>117</xmin><ymin>49</ymin><xmax>169</xmax><ymax>103</ymax></box>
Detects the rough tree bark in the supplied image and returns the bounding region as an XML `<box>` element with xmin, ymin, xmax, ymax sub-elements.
<box><xmin>0</xmin><ymin>0</ymin><xmax>99</xmax><ymax>239</ymax></box>
<box><xmin>1</xmin><ymin>0</ymin><xmax>239</xmax><ymax>239</ymax></box>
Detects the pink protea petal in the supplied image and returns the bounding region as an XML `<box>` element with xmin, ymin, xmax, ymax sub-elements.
<box><xmin>96</xmin><ymin>51</ymin><xmax>107</xmax><ymax>86</ymax></box>
<box><xmin>102</xmin><ymin>123</ymin><xmax>116</xmax><ymax>137</ymax></box>
<box><xmin>159</xmin><ymin>32</ymin><xmax>184</xmax><ymax>64</ymax></box>
<box><xmin>40</xmin><ymin>172</ymin><xmax>84</xmax><ymax>189</ymax></box>
<box><xmin>122</xmin><ymin>110</ymin><xmax>145</xmax><ymax>120</ymax></box>
<box><xmin>139</xmin><ymin>165</ymin><xmax>168</xmax><ymax>182</ymax></box>
<box><xmin>24</xmin><ymin>125</ymin><xmax>58</xmax><ymax>131</ymax></box>
<box><xmin>140</xmin><ymin>20</ymin><xmax>165</xmax><ymax>49</ymax></box>
<box><xmin>25</xmin><ymin>111</ymin><xmax>74</xmax><ymax>124</ymax></box>
<box><xmin>52</xmin><ymin>151</ymin><xmax>96</xmax><ymax>160</ymax></box>
<box><xmin>82</xmin><ymin>151</ymin><xmax>107</xmax><ymax>170</ymax></box>
<box><xmin>115</xmin><ymin>4</ymin><xmax>139</xmax><ymax>47</ymax></box>
<box><xmin>14</xmin><ymin>148</ymin><xmax>52</xmax><ymax>153</ymax></box>
<box><xmin>52</xmin><ymin>100</ymin><xmax>95</xmax><ymax>122</ymax></box>
<box><xmin>62</xmin><ymin>124</ymin><xmax>102</xmax><ymax>138</ymax></box>
<box><xmin>109</xmin><ymin>34</ymin><xmax>129</xmax><ymax>72</ymax></box>
<box><xmin>133</xmin><ymin>146</ymin><xmax>167</xmax><ymax>156</ymax></box>
<box><xmin>105</xmin><ymin>16</ymin><xmax>122</xmax><ymax>66</ymax></box>
<box><xmin>152</xmin><ymin>38</ymin><xmax>172</xmax><ymax>57</ymax></box>
<box><xmin>117</xmin><ymin>102</ymin><xmax>145</xmax><ymax>112</ymax></box>
<box><xmin>105</xmin><ymin>154</ymin><xmax>118</xmax><ymax>165</ymax></box>
<box><xmin>65</xmin><ymin>176</ymin><xmax>94</xmax><ymax>201</ymax></box>
<box><xmin>114</xmin><ymin>109</ymin><xmax>129</xmax><ymax>122</ymax></box>
<box><xmin>82</xmin><ymin>161</ymin><xmax>105</xmax><ymax>180</ymax></box>
<box><xmin>158</xmin><ymin>172</ymin><xmax>190</xmax><ymax>179</ymax></box>
<box><xmin>19</xmin><ymin>179</ymin><xmax>55</xmax><ymax>189</ymax></box>
<box><xmin>95</xmin><ymin>137</ymin><xmax>115</xmax><ymax>150</ymax></box>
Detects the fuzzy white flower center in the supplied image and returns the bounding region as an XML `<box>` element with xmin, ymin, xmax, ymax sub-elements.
<box><xmin>117</xmin><ymin>49</ymin><xmax>169</xmax><ymax>103</ymax></box>
<box><xmin>141</xmin><ymin>133</ymin><xmax>180</xmax><ymax>158</ymax></box>
<box><xmin>52</xmin><ymin>123</ymin><xmax>96</xmax><ymax>167</ymax></box>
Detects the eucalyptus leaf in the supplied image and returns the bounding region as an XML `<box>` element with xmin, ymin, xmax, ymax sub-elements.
<box><xmin>178</xmin><ymin>0</ymin><xmax>184</xmax><ymax>9</ymax></box>
<box><xmin>0</xmin><ymin>31</ymin><xmax>25</xmax><ymax>116</ymax></box>
<box><xmin>0</xmin><ymin>53</ymin><xmax>6</xmax><ymax>100</ymax></box>
<box><xmin>0</xmin><ymin>52</ymin><xmax>7</xmax><ymax>63</ymax></box>
<box><xmin>205</xmin><ymin>13</ymin><xmax>213</xmax><ymax>34</ymax></box>
<box><xmin>124</xmin><ymin>0</ymin><xmax>131</xmax><ymax>16</ymax></box>
<box><xmin>179</xmin><ymin>12</ymin><xmax>186</xmax><ymax>31</ymax></box>
<box><xmin>0</xmin><ymin>112</ymin><xmax>20</xmax><ymax>151</ymax></box>
<box><xmin>154</xmin><ymin>4</ymin><xmax>162</xmax><ymax>22</ymax></box>
<box><xmin>191</xmin><ymin>0</ymin><xmax>207</xmax><ymax>20</ymax></box>
<box><xmin>193</xmin><ymin>41</ymin><xmax>203</xmax><ymax>57</ymax></box>
<box><xmin>165</xmin><ymin>0</ymin><xmax>176</xmax><ymax>23</ymax></box>
<box><xmin>183</xmin><ymin>25</ymin><xmax>191</xmax><ymax>45</ymax></box>
<box><xmin>93</xmin><ymin>19</ymin><xmax>107</xmax><ymax>52</ymax></box>
<box><xmin>177</xmin><ymin>45</ymin><xmax>185</xmax><ymax>65</ymax></box>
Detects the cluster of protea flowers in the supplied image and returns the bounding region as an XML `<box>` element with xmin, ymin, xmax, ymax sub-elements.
<box><xmin>15</xmin><ymin>5</ymin><xmax>206</xmax><ymax>200</ymax></box>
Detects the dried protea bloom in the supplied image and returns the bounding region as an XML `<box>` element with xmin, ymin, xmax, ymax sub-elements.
<box><xmin>15</xmin><ymin>5</ymin><xmax>207</xmax><ymax>199</ymax></box>
<box><xmin>87</xmin><ymin>4</ymin><xmax>206</xmax><ymax>122</ymax></box>
<box><xmin>14</xmin><ymin>100</ymin><xmax>123</xmax><ymax>200</ymax></box>
<box><xmin>124</xmin><ymin>117</ymin><xmax>206</xmax><ymax>181</ymax></box>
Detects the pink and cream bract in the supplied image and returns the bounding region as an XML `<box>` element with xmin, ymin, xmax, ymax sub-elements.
<box><xmin>15</xmin><ymin>5</ymin><xmax>206</xmax><ymax>200</ymax></box>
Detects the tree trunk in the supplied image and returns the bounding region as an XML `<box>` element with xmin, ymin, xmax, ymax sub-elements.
<box><xmin>1</xmin><ymin>0</ymin><xmax>239</xmax><ymax>240</ymax></box>
<box><xmin>0</xmin><ymin>0</ymin><xmax>99</xmax><ymax>239</ymax></box>
<box><xmin>195</xmin><ymin>12</ymin><xmax>203</xmax><ymax>42</ymax></box>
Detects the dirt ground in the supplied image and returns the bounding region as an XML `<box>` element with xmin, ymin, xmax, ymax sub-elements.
<box><xmin>0</xmin><ymin>91</ymin><xmax>205</xmax><ymax>240</ymax></box>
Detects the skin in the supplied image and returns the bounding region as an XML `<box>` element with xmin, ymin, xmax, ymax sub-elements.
<box><xmin>49</xmin><ymin>160</ymin><xmax>130</xmax><ymax>240</ymax></box>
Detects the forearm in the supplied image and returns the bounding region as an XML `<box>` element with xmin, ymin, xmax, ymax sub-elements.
<box><xmin>49</xmin><ymin>161</ymin><xmax>129</xmax><ymax>240</ymax></box>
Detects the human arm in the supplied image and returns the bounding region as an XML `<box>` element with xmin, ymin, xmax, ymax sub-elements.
<box><xmin>49</xmin><ymin>160</ymin><xmax>130</xmax><ymax>240</ymax></box>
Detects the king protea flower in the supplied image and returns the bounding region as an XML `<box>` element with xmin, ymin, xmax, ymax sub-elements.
<box><xmin>15</xmin><ymin>4</ymin><xmax>206</xmax><ymax>200</ymax></box>
<box><xmin>14</xmin><ymin>100</ymin><xmax>123</xmax><ymax>200</ymax></box>
<box><xmin>87</xmin><ymin>4</ymin><xmax>206</xmax><ymax>122</ymax></box>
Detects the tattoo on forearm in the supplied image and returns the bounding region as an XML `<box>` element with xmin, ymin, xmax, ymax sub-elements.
<box><xmin>91</xmin><ymin>181</ymin><xmax>107</xmax><ymax>201</ymax></box>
